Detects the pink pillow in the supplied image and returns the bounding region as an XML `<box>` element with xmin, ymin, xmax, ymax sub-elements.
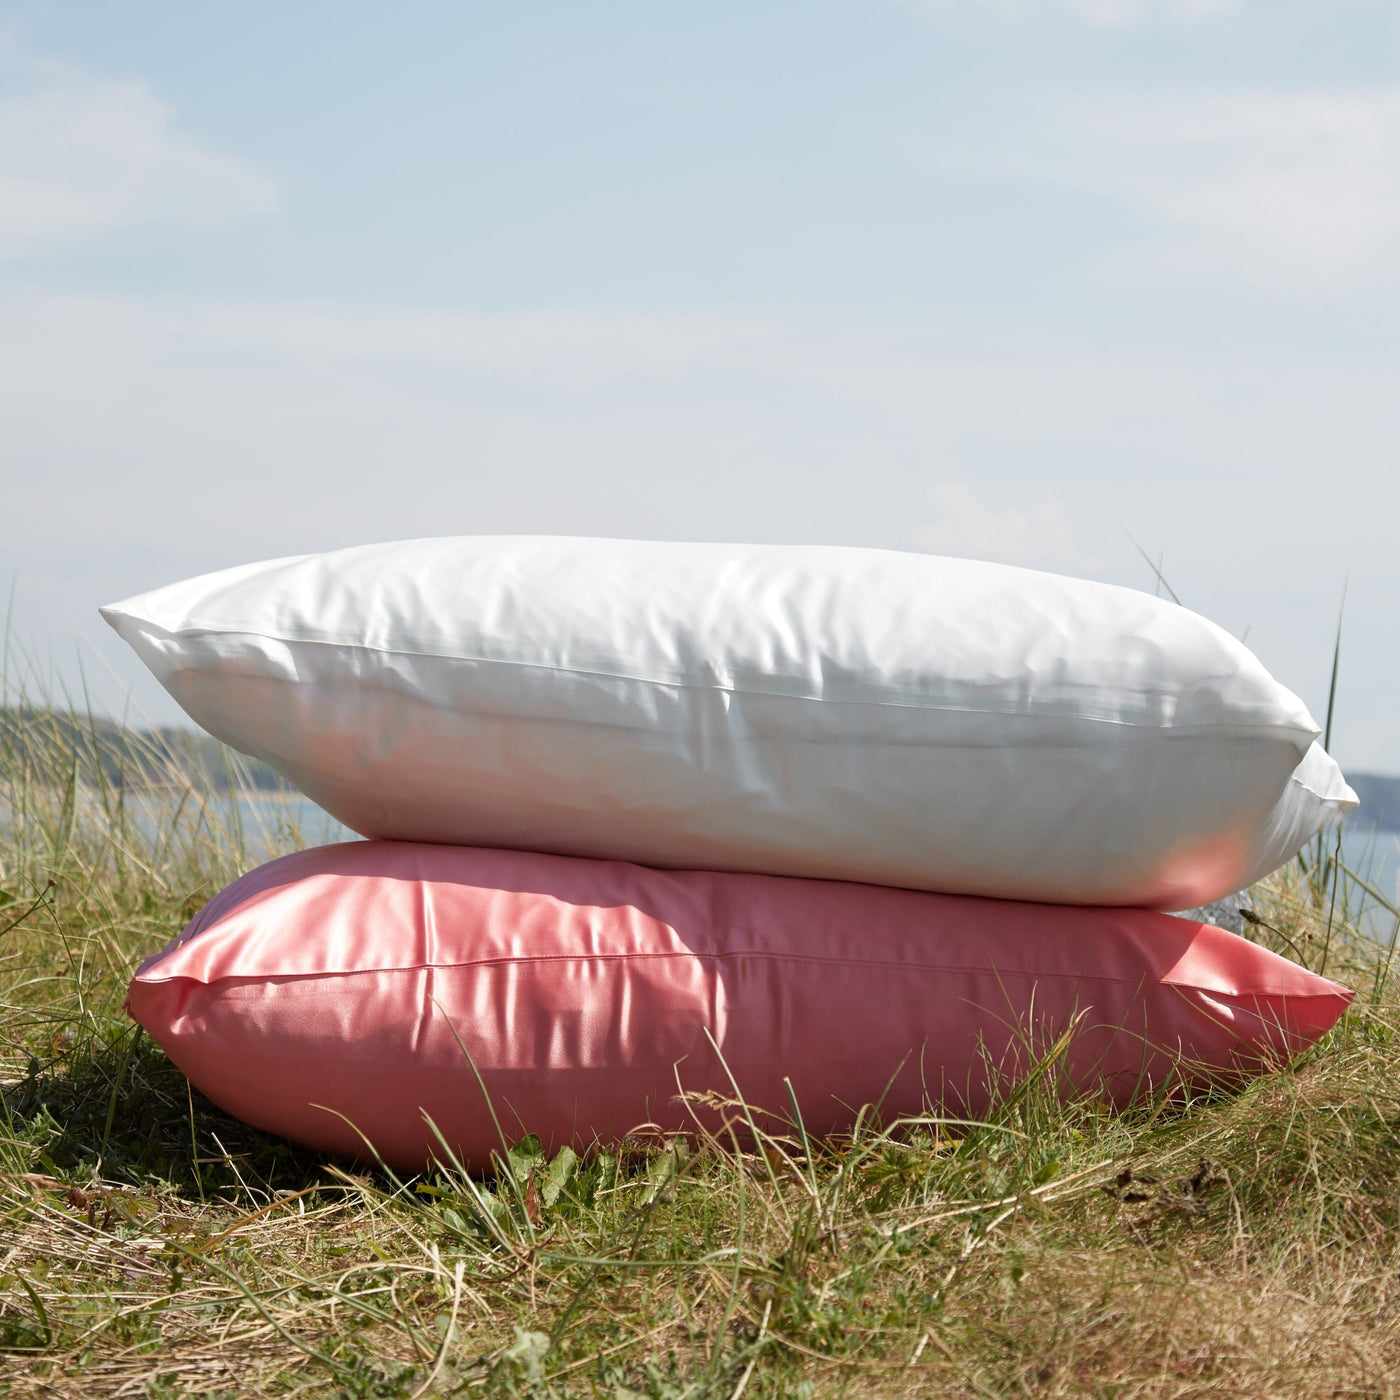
<box><xmin>127</xmin><ymin>842</ymin><xmax>1352</xmax><ymax>1171</ymax></box>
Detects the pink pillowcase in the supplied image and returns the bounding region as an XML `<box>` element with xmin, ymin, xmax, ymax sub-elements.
<box><xmin>127</xmin><ymin>841</ymin><xmax>1352</xmax><ymax>1171</ymax></box>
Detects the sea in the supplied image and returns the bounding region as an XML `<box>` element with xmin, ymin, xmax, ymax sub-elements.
<box><xmin>1338</xmin><ymin>824</ymin><xmax>1400</xmax><ymax>940</ymax></box>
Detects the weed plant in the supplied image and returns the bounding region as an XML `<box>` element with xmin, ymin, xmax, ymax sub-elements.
<box><xmin>1</xmin><ymin>689</ymin><xmax>1397</xmax><ymax>1398</ymax></box>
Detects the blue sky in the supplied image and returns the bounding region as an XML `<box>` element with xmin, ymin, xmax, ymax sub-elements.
<box><xmin>2</xmin><ymin>0</ymin><xmax>1398</xmax><ymax>767</ymax></box>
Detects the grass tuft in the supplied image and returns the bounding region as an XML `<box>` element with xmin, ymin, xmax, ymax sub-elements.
<box><xmin>1</xmin><ymin>695</ymin><xmax>1396</xmax><ymax>1397</ymax></box>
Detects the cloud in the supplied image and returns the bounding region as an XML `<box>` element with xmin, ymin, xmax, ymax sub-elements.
<box><xmin>1059</xmin><ymin>0</ymin><xmax>1237</xmax><ymax>20</ymax></box>
<box><xmin>932</xmin><ymin>84</ymin><xmax>1400</xmax><ymax>295</ymax></box>
<box><xmin>910</xmin><ymin>479</ymin><xmax>1106</xmax><ymax>573</ymax></box>
<box><xmin>2</xmin><ymin>287</ymin><xmax>1390</xmax><ymax>570</ymax></box>
<box><xmin>1</xmin><ymin>287</ymin><xmax>1393</xmax><ymax>750</ymax></box>
<box><xmin>1089</xmin><ymin>91</ymin><xmax>1400</xmax><ymax>292</ymax></box>
<box><xmin>901</xmin><ymin>0</ymin><xmax>1239</xmax><ymax>27</ymax></box>
<box><xmin>0</xmin><ymin>49</ymin><xmax>277</xmax><ymax>258</ymax></box>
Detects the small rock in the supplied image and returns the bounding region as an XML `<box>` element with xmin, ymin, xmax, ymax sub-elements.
<box><xmin>1170</xmin><ymin>891</ymin><xmax>1253</xmax><ymax>934</ymax></box>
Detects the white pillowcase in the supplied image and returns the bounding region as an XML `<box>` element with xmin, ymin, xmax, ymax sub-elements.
<box><xmin>102</xmin><ymin>536</ymin><xmax>1355</xmax><ymax>908</ymax></box>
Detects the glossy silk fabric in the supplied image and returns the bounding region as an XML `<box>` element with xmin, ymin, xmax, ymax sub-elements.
<box><xmin>126</xmin><ymin>842</ymin><xmax>1353</xmax><ymax>1172</ymax></box>
<box><xmin>101</xmin><ymin>536</ymin><xmax>1356</xmax><ymax>910</ymax></box>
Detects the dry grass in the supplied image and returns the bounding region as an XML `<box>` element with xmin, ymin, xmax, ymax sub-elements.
<box><xmin>1</xmin><ymin>704</ymin><xmax>1397</xmax><ymax>1398</ymax></box>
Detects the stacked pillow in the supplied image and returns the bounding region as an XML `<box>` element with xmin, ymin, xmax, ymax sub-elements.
<box><xmin>107</xmin><ymin>537</ymin><xmax>1356</xmax><ymax>1170</ymax></box>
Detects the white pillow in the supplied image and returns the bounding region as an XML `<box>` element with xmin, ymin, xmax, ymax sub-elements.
<box><xmin>102</xmin><ymin>536</ymin><xmax>1355</xmax><ymax>908</ymax></box>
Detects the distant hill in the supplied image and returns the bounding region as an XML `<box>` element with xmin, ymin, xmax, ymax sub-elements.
<box><xmin>1348</xmin><ymin>772</ymin><xmax>1400</xmax><ymax>833</ymax></box>
<box><xmin>0</xmin><ymin>708</ymin><xmax>292</xmax><ymax>793</ymax></box>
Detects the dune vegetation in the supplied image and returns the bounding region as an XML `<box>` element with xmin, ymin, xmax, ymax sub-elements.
<box><xmin>1</xmin><ymin>700</ymin><xmax>1397</xmax><ymax>1399</ymax></box>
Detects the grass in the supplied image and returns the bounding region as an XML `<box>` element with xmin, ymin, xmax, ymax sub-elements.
<box><xmin>1</xmin><ymin>701</ymin><xmax>1398</xmax><ymax>1398</ymax></box>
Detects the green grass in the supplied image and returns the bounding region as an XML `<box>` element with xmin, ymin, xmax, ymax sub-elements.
<box><xmin>1</xmin><ymin>703</ymin><xmax>1398</xmax><ymax>1398</ymax></box>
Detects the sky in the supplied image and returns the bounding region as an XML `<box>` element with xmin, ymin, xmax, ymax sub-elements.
<box><xmin>0</xmin><ymin>0</ymin><xmax>1397</xmax><ymax>770</ymax></box>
